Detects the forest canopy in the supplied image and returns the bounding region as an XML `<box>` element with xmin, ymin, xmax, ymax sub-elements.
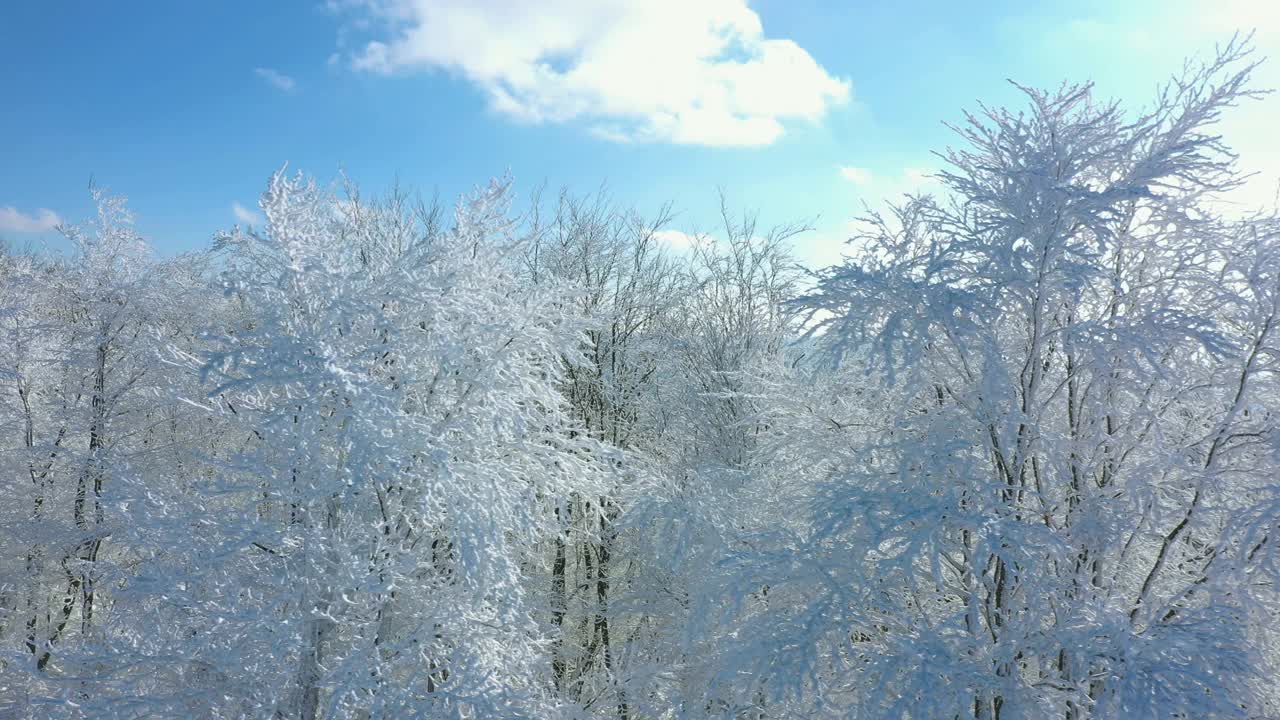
<box><xmin>1</xmin><ymin>40</ymin><xmax>1278</xmax><ymax>719</ymax></box>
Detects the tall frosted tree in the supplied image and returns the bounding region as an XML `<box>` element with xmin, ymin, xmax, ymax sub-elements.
<box><xmin>190</xmin><ymin>172</ymin><xmax>607</xmax><ymax>718</ymax></box>
<box><xmin>701</xmin><ymin>40</ymin><xmax>1280</xmax><ymax>719</ymax></box>
<box><xmin>521</xmin><ymin>189</ymin><xmax>686</xmax><ymax>718</ymax></box>
<box><xmin>621</xmin><ymin>208</ymin><xmax>816</xmax><ymax>718</ymax></box>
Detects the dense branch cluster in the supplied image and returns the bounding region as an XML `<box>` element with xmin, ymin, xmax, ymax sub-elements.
<box><xmin>1</xmin><ymin>43</ymin><xmax>1277</xmax><ymax>719</ymax></box>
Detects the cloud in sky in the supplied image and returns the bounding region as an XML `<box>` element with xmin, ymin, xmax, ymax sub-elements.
<box><xmin>334</xmin><ymin>0</ymin><xmax>850</xmax><ymax>146</ymax></box>
<box><xmin>0</xmin><ymin>206</ymin><xmax>61</xmax><ymax>233</ymax></box>
<box><xmin>902</xmin><ymin>167</ymin><xmax>937</xmax><ymax>189</ymax></box>
<box><xmin>839</xmin><ymin>166</ymin><xmax>873</xmax><ymax>185</ymax></box>
<box><xmin>232</xmin><ymin>202</ymin><xmax>264</xmax><ymax>225</ymax></box>
<box><xmin>254</xmin><ymin>67</ymin><xmax>297</xmax><ymax>92</ymax></box>
<box><xmin>839</xmin><ymin>165</ymin><xmax>938</xmax><ymax>200</ymax></box>
<box><xmin>651</xmin><ymin>228</ymin><xmax>705</xmax><ymax>250</ymax></box>
<box><xmin>804</xmin><ymin>166</ymin><xmax>941</xmax><ymax>269</ymax></box>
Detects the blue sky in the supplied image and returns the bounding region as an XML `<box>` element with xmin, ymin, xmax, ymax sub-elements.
<box><xmin>2</xmin><ymin>1</ymin><xmax>1276</xmax><ymax>266</ymax></box>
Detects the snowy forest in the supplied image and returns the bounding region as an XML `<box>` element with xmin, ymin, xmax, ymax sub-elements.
<box><xmin>2</xmin><ymin>42</ymin><xmax>1279</xmax><ymax>719</ymax></box>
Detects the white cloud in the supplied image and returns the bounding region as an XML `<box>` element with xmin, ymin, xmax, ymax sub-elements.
<box><xmin>232</xmin><ymin>202</ymin><xmax>264</xmax><ymax>225</ymax></box>
<box><xmin>651</xmin><ymin>228</ymin><xmax>705</xmax><ymax>250</ymax></box>
<box><xmin>839</xmin><ymin>166</ymin><xmax>873</xmax><ymax>185</ymax></box>
<box><xmin>0</xmin><ymin>206</ymin><xmax>61</xmax><ymax>233</ymax></box>
<box><xmin>254</xmin><ymin>67</ymin><xmax>297</xmax><ymax>92</ymax></box>
<box><xmin>1193</xmin><ymin>0</ymin><xmax>1280</xmax><ymax>39</ymax></box>
<box><xmin>840</xmin><ymin>165</ymin><xmax>941</xmax><ymax>203</ymax></box>
<box><xmin>902</xmin><ymin>167</ymin><xmax>937</xmax><ymax>190</ymax></box>
<box><xmin>334</xmin><ymin>0</ymin><xmax>850</xmax><ymax>146</ymax></box>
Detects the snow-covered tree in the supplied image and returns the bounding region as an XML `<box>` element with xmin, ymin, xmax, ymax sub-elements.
<box><xmin>185</xmin><ymin>171</ymin><xmax>606</xmax><ymax>718</ymax></box>
<box><xmin>521</xmin><ymin>188</ymin><xmax>686</xmax><ymax>718</ymax></box>
<box><xmin>0</xmin><ymin>190</ymin><xmax>216</xmax><ymax>713</ymax></box>
<box><xmin>703</xmin><ymin>39</ymin><xmax>1280</xmax><ymax>719</ymax></box>
<box><xmin>619</xmin><ymin>207</ymin><xmax>820</xmax><ymax>718</ymax></box>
